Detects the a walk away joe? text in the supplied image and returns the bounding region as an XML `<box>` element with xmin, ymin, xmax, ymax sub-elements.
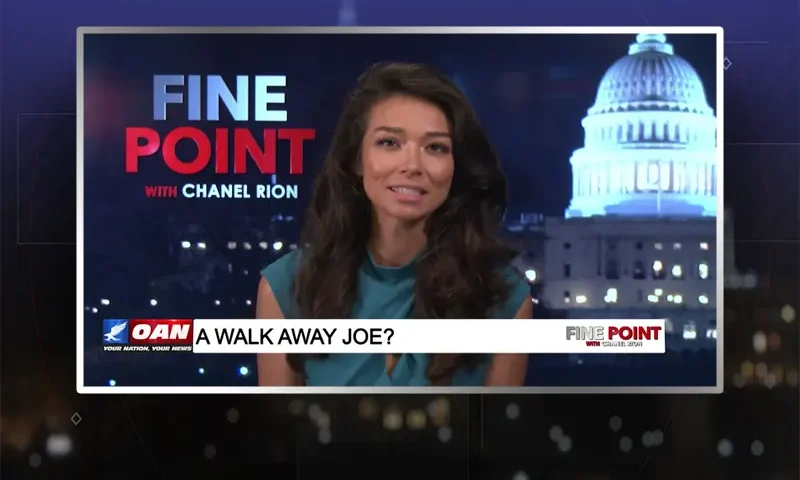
<box><xmin>188</xmin><ymin>319</ymin><xmax>667</xmax><ymax>354</ymax></box>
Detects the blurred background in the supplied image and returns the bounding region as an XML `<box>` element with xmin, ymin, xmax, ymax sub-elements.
<box><xmin>80</xmin><ymin>31</ymin><xmax>720</xmax><ymax>388</ymax></box>
<box><xmin>2</xmin><ymin>0</ymin><xmax>799</xmax><ymax>479</ymax></box>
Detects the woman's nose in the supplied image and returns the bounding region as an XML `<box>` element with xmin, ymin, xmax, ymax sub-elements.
<box><xmin>399</xmin><ymin>145</ymin><xmax>422</xmax><ymax>174</ymax></box>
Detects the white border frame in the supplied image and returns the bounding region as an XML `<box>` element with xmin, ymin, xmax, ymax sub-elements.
<box><xmin>76</xmin><ymin>26</ymin><xmax>725</xmax><ymax>394</ymax></box>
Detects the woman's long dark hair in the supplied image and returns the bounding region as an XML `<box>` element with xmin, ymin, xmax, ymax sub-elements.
<box><xmin>289</xmin><ymin>62</ymin><xmax>518</xmax><ymax>385</ymax></box>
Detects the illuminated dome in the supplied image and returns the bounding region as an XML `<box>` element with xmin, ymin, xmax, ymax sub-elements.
<box><xmin>591</xmin><ymin>34</ymin><xmax>712</xmax><ymax>115</ymax></box>
<box><xmin>566</xmin><ymin>34</ymin><xmax>717</xmax><ymax>218</ymax></box>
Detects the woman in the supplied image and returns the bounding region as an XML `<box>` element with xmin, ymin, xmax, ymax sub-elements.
<box><xmin>256</xmin><ymin>62</ymin><xmax>531</xmax><ymax>387</ymax></box>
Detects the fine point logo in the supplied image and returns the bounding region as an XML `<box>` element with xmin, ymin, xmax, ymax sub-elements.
<box><xmin>566</xmin><ymin>324</ymin><xmax>663</xmax><ymax>348</ymax></box>
<box><xmin>125</xmin><ymin>74</ymin><xmax>316</xmax><ymax>200</ymax></box>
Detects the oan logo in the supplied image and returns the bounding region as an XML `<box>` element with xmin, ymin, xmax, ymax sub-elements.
<box><xmin>128</xmin><ymin>319</ymin><xmax>193</xmax><ymax>345</ymax></box>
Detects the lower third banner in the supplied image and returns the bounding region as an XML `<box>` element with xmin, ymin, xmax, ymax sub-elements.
<box><xmin>189</xmin><ymin>319</ymin><xmax>666</xmax><ymax>354</ymax></box>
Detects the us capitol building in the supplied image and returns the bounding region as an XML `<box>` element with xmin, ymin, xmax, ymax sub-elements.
<box><xmin>515</xmin><ymin>34</ymin><xmax>722</xmax><ymax>352</ymax></box>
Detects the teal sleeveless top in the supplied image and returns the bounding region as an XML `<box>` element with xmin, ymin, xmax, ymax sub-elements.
<box><xmin>260</xmin><ymin>250</ymin><xmax>530</xmax><ymax>386</ymax></box>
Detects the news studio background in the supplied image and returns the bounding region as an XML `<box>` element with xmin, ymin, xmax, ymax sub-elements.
<box><xmin>82</xmin><ymin>30</ymin><xmax>718</xmax><ymax>390</ymax></box>
<box><xmin>3</xmin><ymin>3</ymin><xmax>799</xmax><ymax>480</ymax></box>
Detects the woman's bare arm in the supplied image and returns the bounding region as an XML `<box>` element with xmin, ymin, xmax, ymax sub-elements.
<box><xmin>484</xmin><ymin>298</ymin><xmax>532</xmax><ymax>386</ymax></box>
<box><xmin>255</xmin><ymin>277</ymin><xmax>304</xmax><ymax>386</ymax></box>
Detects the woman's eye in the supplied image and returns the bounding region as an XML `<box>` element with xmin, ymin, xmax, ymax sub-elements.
<box><xmin>377</xmin><ymin>138</ymin><xmax>399</xmax><ymax>148</ymax></box>
<box><xmin>428</xmin><ymin>143</ymin><xmax>451</xmax><ymax>154</ymax></box>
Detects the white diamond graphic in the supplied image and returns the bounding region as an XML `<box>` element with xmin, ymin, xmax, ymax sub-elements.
<box><xmin>723</xmin><ymin>57</ymin><xmax>732</xmax><ymax>70</ymax></box>
<box><xmin>71</xmin><ymin>412</ymin><xmax>82</xmax><ymax>426</ymax></box>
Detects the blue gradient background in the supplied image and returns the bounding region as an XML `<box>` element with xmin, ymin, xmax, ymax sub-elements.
<box><xmin>3</xmin><ymin>0</ymin><xmax>799</xmax><ymax>382</ymax></box>
<box><xmin>3</xmin><ymin>2</ymin><xmax>798</xmax><ymax>247</ymax></box>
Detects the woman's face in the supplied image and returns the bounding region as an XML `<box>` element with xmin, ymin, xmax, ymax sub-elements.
<box><xmin>360</xmin><ymin>95</ymin><xmax>455</xmax><ymax>223</ymax></box>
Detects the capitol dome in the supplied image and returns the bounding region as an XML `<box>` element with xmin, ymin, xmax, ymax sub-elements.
<box><xmin>590</xmin><ymin>34</ymin><xmax>712</xmax><ymax>115</ymax></box>
<box><xmin>565</xmin><ymin>33</ymin><xmax>718</xmax><ymax>218</ymax></box>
